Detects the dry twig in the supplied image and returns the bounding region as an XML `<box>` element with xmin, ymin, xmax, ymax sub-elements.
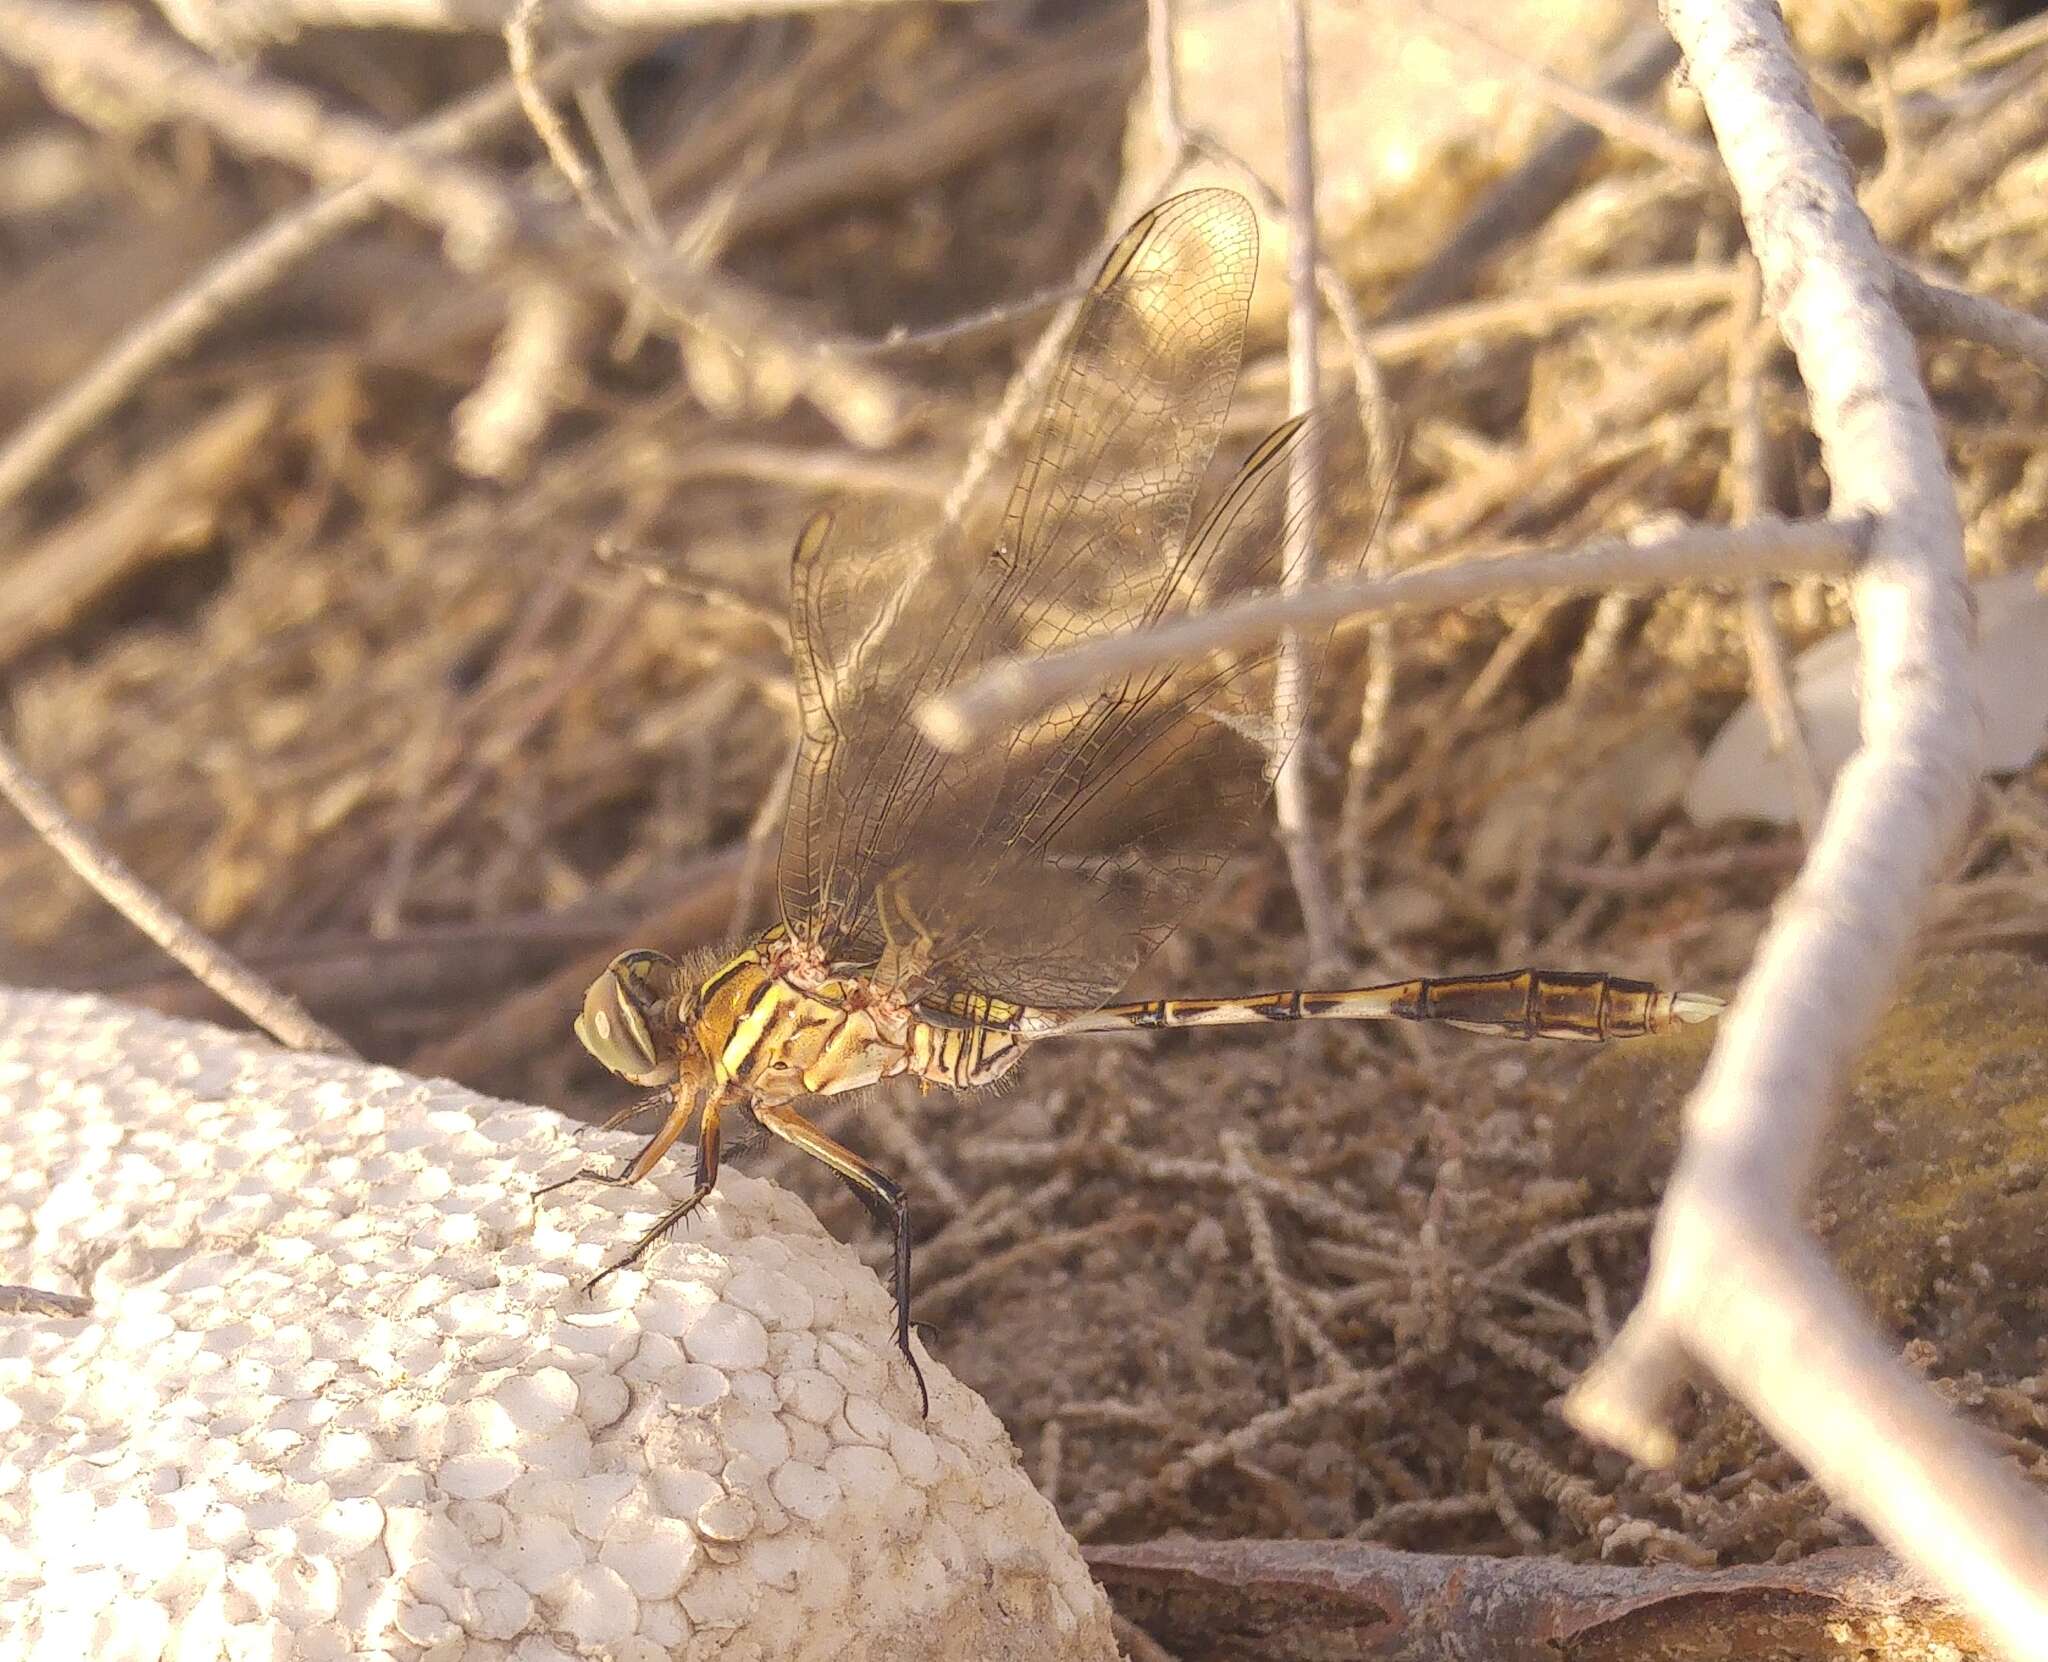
<box><xmin>917</xmin><ymin>516</ymin><xmax>1865</xmax><ymax>749</ymax></box>
<box><xmin>0</xmin><ymin>35</ymin><xmax>631</xmax><ymax>518</ymax></box>
<box><xmin>1271</xmin><ymin>0</ymin><xmax>1339</xmax><ymax>971</ymax></box>
<box><xmin>0</xmin><ymin>0</ymin><xmax>519</xmax><ymax>263</ymax></box>
<box><xmin>1401</xmin><ymin>1</ymin><xmax>1717</xmax><ymax>180</ymax></box>
<box><xmin>0</xmin><ymin>735</ymin><xmax>354</xmax><ymax>1056</ymax></box>
<box><xmin>1089</xmin><ymin>1538</ymin><xmax>1981</xmax><ymax>1657</ymax></box>
<box><xmin>0</xmin><ymin>1285</ymin><xmax>93</xmax><ymax>1318</ymax></box>
<box><xmin>152</xmin><ymin>0</ymin><xmax>974</xmax><ymax>54</ymax></box>
<box><xmin>1728</xmin><ymin>256</ymin><xmax>1826</xmax><ymax>837</ymax></box>
<box><xmin>1385</xmin><ymin>23</ymin><xmax>1685</xmax><ymax>320</ymax></box>
<box><xmin>0</xmin><ymin>1</ymin><xmax>915</xmax><ymax>451</ymax></box>
<box><xmin>1893</xmin><ymin>264</ymin><xmax>2048</xmax><ymax>381</ymax></box>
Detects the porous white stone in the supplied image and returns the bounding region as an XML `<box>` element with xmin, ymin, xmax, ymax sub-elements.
<box><xmin>0</xmin><ymin>989</ymin><xmax>1115</xmax><ymax>1661</ymax></box>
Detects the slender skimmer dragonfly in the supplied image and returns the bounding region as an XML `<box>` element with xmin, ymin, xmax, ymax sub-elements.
<box><xmin>550</xmin><ymin>189</ymin><xmax>1719</xmax><ymax>1415</ymax></box>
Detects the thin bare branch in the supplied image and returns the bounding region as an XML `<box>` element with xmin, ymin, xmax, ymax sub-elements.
<box><xmin>1385</xmin><ymin>22</ymin><xmax>1684</xmax><ymax>319</ymax></box>
<box><xmin>713</xmin><ymin>10</ymin><xmax>1138</xmax><ymax>252</ymax></box>
<box><xmin>0</xmin><ymin>1285</ymin><xmax>92</xmax><ymax>1318</ymax></box>
<box><xmin>0</xmin><ymin>2</ymin><xmax>912</xmax><ymax>451</ymax></box>
<box><xmin>1273</xmin><ymin>0</ymin><xmax>1339</xmax><ymax>971</ymax></box>
<box><xmin>1092</xmin><ymin>1538</ymin><xmax>1982</xmax><ymax>1656</ymax></box>
<box><xmin>1221</xmin><ymin>1130</ymin><xmax>1354</xmax><ymax>1380</ymax></box>
<box><xmin>917</xmin><ymin>516</ymin><xmax>1866</xmax><ymax>751</ymax></box>
<box><xmin>453</xmin><ymin>280</ymin><xmax>593</xmax><ymax>479</ymax></box>
<box><xmin>0</xmin><ymin>735</ymin><xmax>354</xmax><ymax>1057</ymax></box>
<box><xmin>152</xmin><ymin>0</ymin><xmax>974</xmax><ymax>51</ymax></box>
<box><xmin>1237</xmin><ymin>266</ymin><xmax>1740</xmax><ymax>387</ymax></box>
<box><xmin>0</xmin><ymin>0</ymin><xmax>519</xmax><ymax>264</ymax></box>
<box><xmin>0</xmin><ymin>393</ymin><xmax>279</xmax><ymax>669</ymax></box>
<box><xmin>1402</xmin><ymin>0</ymin><xmax>1719</xmax><ymax>179</ymax></box>
<box><xmin>1893</xmin><ymin>263</ymin><xmax>2048</xmax><ymax>380</ymax></box>
<box><xmin>1866</xmin><ymin>54</ymin><xmax>2048</xmax><ymax>244</ymax></box>
<box><xmin>1074</xmin><ymin>1369</ymin><xmax>1391</xmax><ymax>1539</ymax></box>
<box><xmin>507</xmin><ymin>0</ymin><xmax>630</xmax><ymax>241</ymax></box>
<box><xmin>1145</xmin><ymin>0</ymin><xmax>1182</xmax><ymax>153</ymax></box>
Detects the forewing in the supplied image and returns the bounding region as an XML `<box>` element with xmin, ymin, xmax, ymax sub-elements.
<box><xmin>779</xmin><ymin>494</ymin><xmax>988</xmax><ymax>949</ymax></box>
<box><xmin>780</xmin><ymin>189</ymin><xmax>1309</xmax><ymax>1005</ymax></box>
<box><xmin>995</xmin><ymin>189</ymin><xmax>1259</xmax><ymax>648</ymax></box>
<box><xmin>904</xmin><ymin>414</ymin><xmax>1331</xmax><ymax>1007</ymax></box>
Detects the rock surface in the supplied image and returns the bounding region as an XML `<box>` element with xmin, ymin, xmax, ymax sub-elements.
<box><xmin>0</xmin><ymin>988</ymin><xmax>1115</xmax><ymax>1662</ymax></box>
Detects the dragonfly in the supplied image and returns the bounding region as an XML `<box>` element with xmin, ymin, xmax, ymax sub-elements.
<box><xmin>552</xmin><ymin>189</ymin><xmax>1719</xmax><ymax>1415</ymax></box>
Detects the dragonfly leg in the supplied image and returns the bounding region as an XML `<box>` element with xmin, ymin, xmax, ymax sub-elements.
<box><xmin>593</xmin><ymin>1088</ymin><xmax>671</xmax><ymax>1134</ymax></box>
<box><xmin>585</xmin><ymin>1097</ymin><xmax>724</xmax><ymax>1292</ymax></box>
<box><xmin>534</xmin><ymin>1087</ymin><xmax>698</xmax><ymax>1200</ymax></box>
<box><xmin>750</xmin><ymin>1099</ymin><xmax>928</xmax><ymax>1419</ymax></box>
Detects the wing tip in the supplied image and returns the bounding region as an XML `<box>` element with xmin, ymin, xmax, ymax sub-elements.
<box><xmin>1092</xmin><ymin>187</ymin><xmax>1257</xmax><ymax>295</ymax></box>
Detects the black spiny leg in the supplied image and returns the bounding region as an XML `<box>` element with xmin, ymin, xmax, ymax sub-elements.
<box><xmin>751</xmin><ymin>1099</ymin><xmax>928</xmax><ymax>1418</ymax></box>
<box><xmin>581</xmin><ymin>1097</ymin><xmax>723</xmax><ymax>1292</ymax></box>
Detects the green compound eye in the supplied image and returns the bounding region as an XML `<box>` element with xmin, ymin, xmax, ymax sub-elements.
<box><xmin>574</xmin><ymin>951</ymin><xmax>682</xmax><ymax>1085</ymax></box>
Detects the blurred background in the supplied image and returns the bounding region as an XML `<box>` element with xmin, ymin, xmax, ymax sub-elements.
<box><xmin>3</xmin><ymin>0</ymin><xmax>2047</xmax><ymax>1590</ymax></box>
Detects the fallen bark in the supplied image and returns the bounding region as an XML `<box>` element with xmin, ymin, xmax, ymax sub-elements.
<box><xmin>1087</xmin><ymin>1538</ymin><xmax>1983</xmax><ymax>1661</ymax></box>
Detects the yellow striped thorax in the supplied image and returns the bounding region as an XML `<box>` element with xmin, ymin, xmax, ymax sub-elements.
<box><xmin>574</xmin><ymin>928</ymin><xmax>1031</xmax><ymax>1107</ymax></box>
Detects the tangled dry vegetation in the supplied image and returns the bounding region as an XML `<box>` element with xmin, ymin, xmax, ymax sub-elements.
<box><xmin>3</xmin><ymin>0</ymin><xmax>2048</xmax><ymax>1650</ymax></box>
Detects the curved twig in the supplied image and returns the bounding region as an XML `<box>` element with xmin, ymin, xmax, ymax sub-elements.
<box><xmin>0</xmin><ymin>37</ymin><xmax>632</xmax><ymax>520</ymax></box>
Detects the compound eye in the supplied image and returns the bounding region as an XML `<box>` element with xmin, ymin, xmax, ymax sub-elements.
<box><xmin>574</xmin><ymin>951</ymin><xmax>682</xmax><ymax>1085</ymax></box>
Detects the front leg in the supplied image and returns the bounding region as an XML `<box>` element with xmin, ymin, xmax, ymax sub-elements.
<box><xmin>534</xmin><ymin>1086</ymin><xmax>698</xmax><ymax>1201</ymax></box>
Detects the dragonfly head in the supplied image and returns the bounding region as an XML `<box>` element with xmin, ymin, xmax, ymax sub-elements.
<box><xmin>576</xmin><ymin>949</ymin><xmax>687</xmax><ymax>1086</ymax></box>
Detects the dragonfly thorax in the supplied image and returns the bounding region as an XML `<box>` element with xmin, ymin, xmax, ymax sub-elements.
<box><xmin>576</xmin><ymin>932</ymin><xmax>1028</xmax><ymax>1107</ymax></box>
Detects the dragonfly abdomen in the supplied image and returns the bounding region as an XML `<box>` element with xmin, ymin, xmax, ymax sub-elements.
<box><xmin>1036</xmin><ymin>969</ymin><xmax>1721</xmax><ymax>1043</ymax></box>
<box><xmin>906</xmin><ymin>1011</ymin><xmax>1025</xmax><ymax>1091</ymax></box>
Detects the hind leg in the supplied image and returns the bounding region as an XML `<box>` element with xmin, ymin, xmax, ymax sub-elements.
<box><xmin>751</xmin><ymin>1099</ymin><xmax>927</xmax><ymax>1418</ymax></box>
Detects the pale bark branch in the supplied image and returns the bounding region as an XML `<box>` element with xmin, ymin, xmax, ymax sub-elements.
<box><xmin>0</xmin><ymin>0</ymin><xmax>520</xmax><ymax>264</ymax></box>
<box><xmin>916</xmin><ymin>517</ymin><xmax>1864</xmax><ymax>751</ymax></box>
<box><xmin>1892</xmin><ymin>263</ymin><xmax>2048</xmax><ymax>380</ymax></box>
<box><xmin>0</xmin><ymin>1</ymin><xmax>915</xmax><ymax>451</ymax></box>
<box><xmin>1728</xmin><ymin>255</ymin><xmax>1826</xmax><ymax>838</ymax></box>
<box><xmin>1090</xmin><ymin>1538</ymin><xmax>1982</xmax><ymax>1658</ymax></box>
<box><xmin>1273</xmin><ymin>0</ymin><xmax>1339</xmax><ymax>971</ymax></box>
<box><xmin>153</xmin><ymin>0</ymin><xmax>971</xmax><ymax>54</ymax></box>
<box><xmin>1401</xmin><ymin>0</ymin><xmax>1718</xmax><ymax>180</ymax></box>
<box><xmin>1560</xmin><ymin>3</ymin><xmax>2048</xmax><ymax>1657</ymax></box>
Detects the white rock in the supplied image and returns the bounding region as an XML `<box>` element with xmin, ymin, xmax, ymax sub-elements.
<box><xmin>1687</xmin><ymin>569</ymin><xmax>2048</xmax><ymax>825</ymax></box>
<box><xmin>683</xmin><ymin>1303</ymin><xmax>770</xmax><ymax>1372</ymax></box>
<box><xmin>0</xmin><ymin>990</ymin><xmax>1113</xmax><ymax>1661</ymax></box>
<box><xmin>548</xmin><ymin>1561</ymin><xmax>638</xmax><ymax>1647</ymax></box>
<box><xmin>600</xmin><ymin>1518</ymin><xmax>699</xmax><ymax>1600</ymax></box>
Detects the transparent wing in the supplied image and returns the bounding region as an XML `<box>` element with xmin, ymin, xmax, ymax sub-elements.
<box><xmin>778</xmin><ymin>188</ymin><xmax>1334</xmax><ymax>1007</ymax></box>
